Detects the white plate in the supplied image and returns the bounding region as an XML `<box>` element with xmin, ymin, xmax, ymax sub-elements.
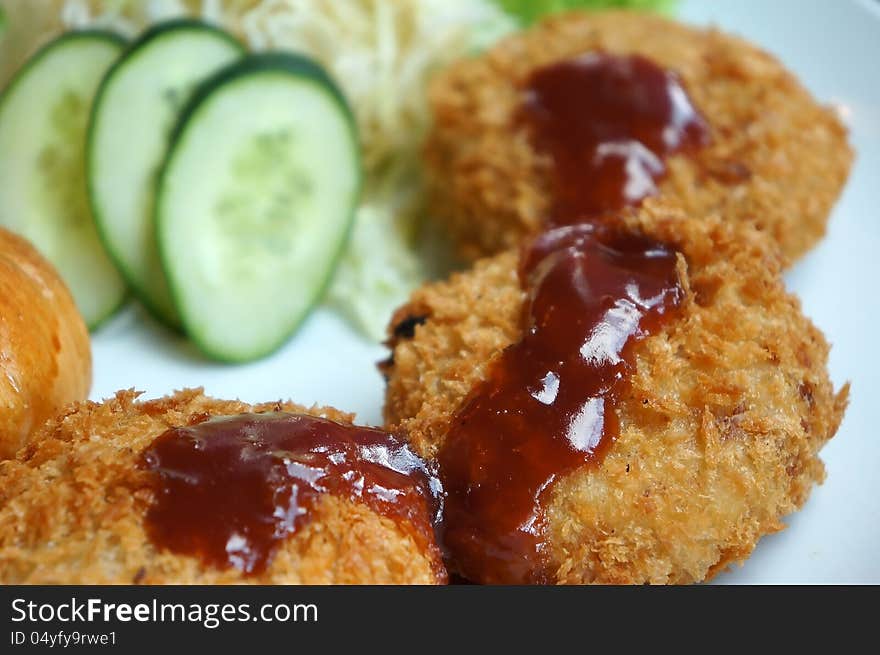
<box><xmin>90</xmin><ymin>0</ymin><xmax>880</xmax><ymax>583</ymax></box>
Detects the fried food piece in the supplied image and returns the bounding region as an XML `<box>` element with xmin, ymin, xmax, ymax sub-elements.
<box><xmin>425</xmin><ymin>11</ymin><xmax>852</xmax><ymax>262</ymax></box>
<box><xmin>384</xmin><ymin>202</ymin><xmax>848</xmax><ymax>584</ymax></box>
<box><xmin>0</xmin><ymin>389</ymin><xmax>444</xmax><ymax>584</ymax></box>
<box><xmin>0</xmin><ymin>227</ymin><xmax>91</xmax><ymax>459</ymax></box>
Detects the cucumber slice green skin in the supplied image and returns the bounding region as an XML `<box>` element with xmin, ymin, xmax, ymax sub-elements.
<box><xmin>0</xmin><ymin>31</ymin><xmax>129</xmax><ymax>331</ymax></box>
<box><xmin>87</xmin><ymin>19</ymin><xmax>245</xmax><ymax>331</ymax></box>
<box><xmin>156</xmin><ymin>53</ymin><xmax>362</xmax><ymax>363</ymax></box>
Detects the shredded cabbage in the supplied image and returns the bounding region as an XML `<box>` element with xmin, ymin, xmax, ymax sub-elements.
<box><xmin>0</xmin><ymin>0</ymin><xmax>514</xmax><ymax>339</ymax></box>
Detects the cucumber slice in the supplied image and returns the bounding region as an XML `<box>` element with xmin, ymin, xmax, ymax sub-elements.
<box><xmin>0</xmin><ymin>31</ymin><xmax>127</xmax><ymax>330</ymax></box>
<box><xmin>156</xmin><ymin>54</ymin><xmax>361</xmax><ymax>362</ymax></box>
<box><xmin>88</xmin><ymin>20</ymin><xmax>244</xmax><ymax>329</ymax></box>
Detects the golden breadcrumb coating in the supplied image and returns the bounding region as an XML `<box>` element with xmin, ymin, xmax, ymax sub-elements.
<box><xmin>424</xmin><ymin>11</ymin><xmax>852</xmax><ymax>263</ymax></box>
<box><xmin>384</xmin><ymin>202</ymin><xmax>848</xmax><ymax>584</ymax></box>
<box><xmin>0</xmin><ymin>389</ymin><xmax>444</xmax><ymax>585</ymax></box>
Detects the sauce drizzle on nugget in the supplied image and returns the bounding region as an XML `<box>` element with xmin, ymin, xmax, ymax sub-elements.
<box><xmin>439</xmin><ymin>224</ymin><xmax>684</xmax><ymax>583</ymax></box>
<box><xmin>521</xmin><ymin>52</ymin><xmax>709</xmax><ymax>223</ymax></box>
<box><xmin>142</xmin><ymin>413</ymin><xmax>444</xmax><ymax>577</ymax></box>
<box><xmin>438</xmin><ymin>53</ymin><xmax>705</xmax><ymax>584</ymax></box>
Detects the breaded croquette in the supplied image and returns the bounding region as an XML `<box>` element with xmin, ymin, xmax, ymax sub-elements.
<box><xmin>0</xmin><ymin>389</ymin><xmax>445</xmax><ymax>584</ymax></box>
<box><xmin>425</xmin><ymin>11</ymin><xmax>852</xmax><ymax>262</ymax></box>
<box><xmin>383</xmin><ymin>201</ymin><xmax>847</xmax><ymax>584</ymax></box>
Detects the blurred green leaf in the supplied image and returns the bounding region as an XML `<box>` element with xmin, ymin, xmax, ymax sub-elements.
<box><xmin>493</xmin><ymin>0</ymin><xmax>677</xmax><ymax>25</ymax></box>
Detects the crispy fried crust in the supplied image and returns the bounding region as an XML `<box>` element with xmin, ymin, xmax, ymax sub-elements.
<box><xmin>384</xmin><ymin>202</ymin><xmax>848</xmax><ymax>584</ymax></box>
<box><xmin>425</xmin><ymin>11</ymin><xmax>852</xmax><ymax>262</ymax></box>
<box><xmin>0</xmin><ymin>389</ymin><xmax>444</xmax><ymax>584</ymax></box>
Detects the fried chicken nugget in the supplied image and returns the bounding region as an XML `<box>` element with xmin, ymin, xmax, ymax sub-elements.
<box><xmin>425</xmin><ymin>11</ymin><xmax>852</xmax><ymax>262</ymax></box>
<box><xmin>384</xmin><ymin>202</ymin><xmax>847</xmax><ymax>584</ymax></box>
<box><xmin>0</xmin><ymin>389</ymin><xmax>445</xmax><ymax>584</ymax></box>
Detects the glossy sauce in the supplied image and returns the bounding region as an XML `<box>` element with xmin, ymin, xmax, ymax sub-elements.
<box><xmin>438</xmin><ymin>224</ymin><xmax>684</xmax><ymax>583</ymax></box>
<box><xmin>521</xmin><ymin>53</ymin><xmax>709</xmax><ymax>222</ymax></box>
<box><xmin>141</xmin><ymin>413</ymin><xmax>444</xmax><ymax>577</ymax></box>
